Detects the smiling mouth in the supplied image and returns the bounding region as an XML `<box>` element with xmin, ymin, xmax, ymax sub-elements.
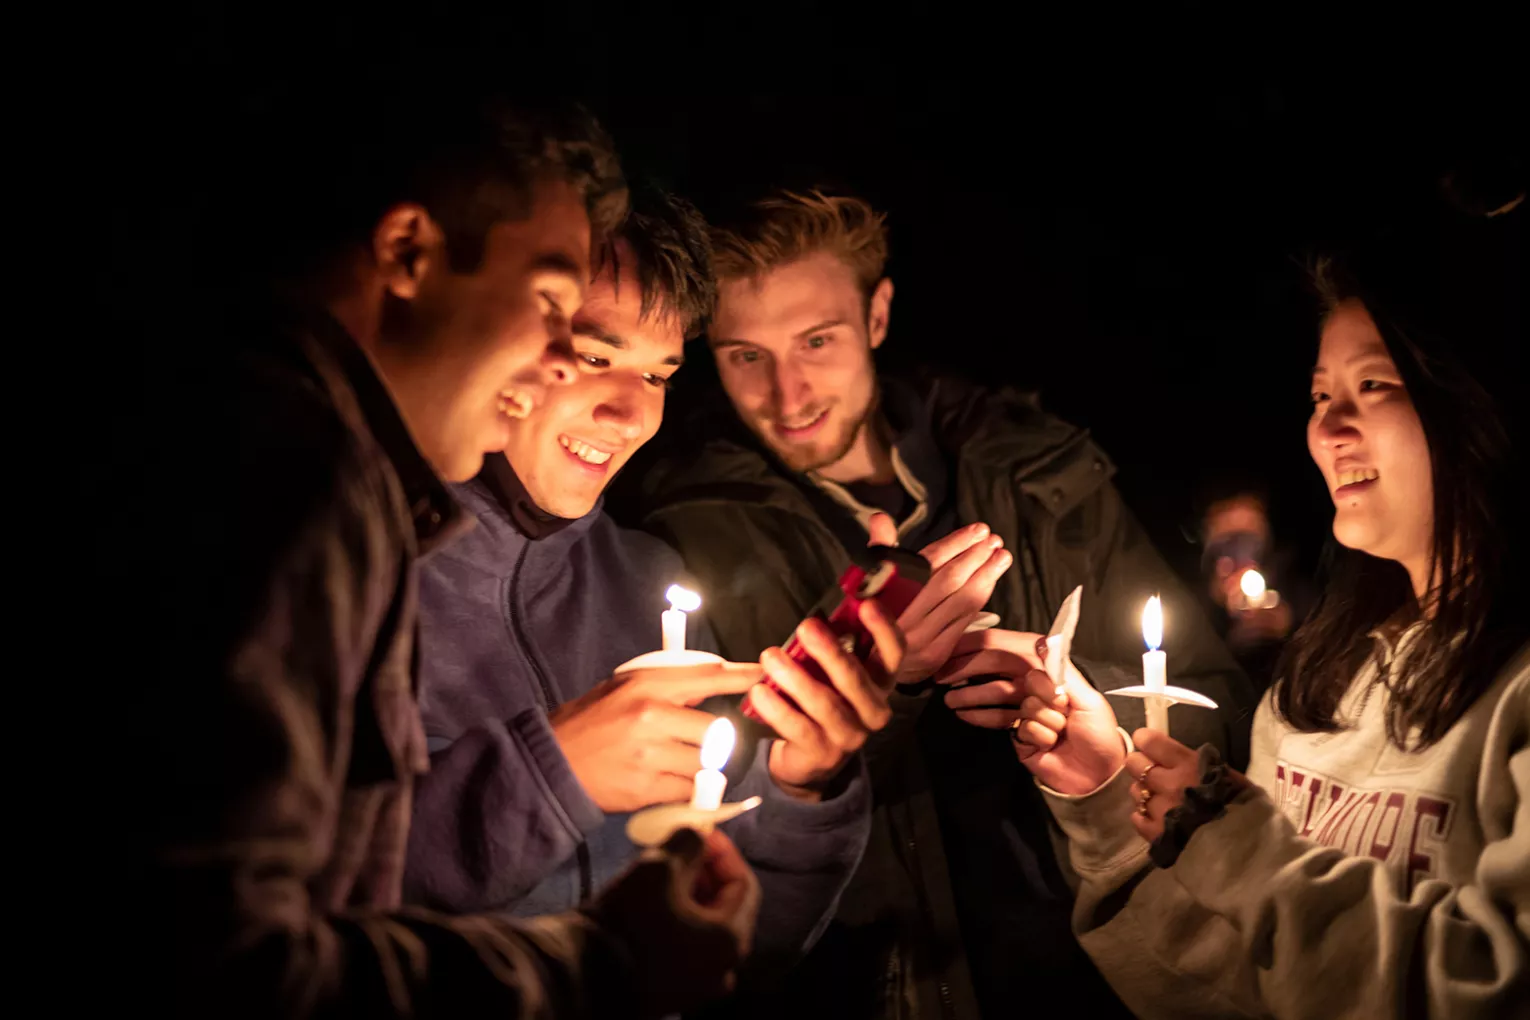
<box><xmin>497</xmin><ymin>389</ymin><xmax>535</xmax><ymax>420</ymax></box>
<box><xmin>559</xmin><ymin>434</ymin><xmax>614</xmax><ymax>466</ymax></box>
<box><xmin>1334</xmin><ymin>467</ymin><xmax>1379</xmax><ymax>495</ymax></box>
<box><xmin>774</xmin><ymin>408</ymin><xmax>829</xmax><ymax>438</ymax></box>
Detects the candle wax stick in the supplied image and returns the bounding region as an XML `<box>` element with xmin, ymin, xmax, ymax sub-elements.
<box><xmin>690</xmin><ymin>769</ymin><xmax>727</xmax><ymax>831</ymax></box>
<box><xmin>1143</xmin><ymin>648</ymin><xmax>1169</xmax><ymax>733</ymax></box>
<box><xmin>661</xmin><ymin>609</ymin><xmax>686</xmax><ymax>652</ymax></box>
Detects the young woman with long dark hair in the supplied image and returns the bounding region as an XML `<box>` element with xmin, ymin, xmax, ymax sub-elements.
<box><xmin>938</xmin><ymin>220</ymin><xmax>1528</xmax><ymax>1017</ymax></box>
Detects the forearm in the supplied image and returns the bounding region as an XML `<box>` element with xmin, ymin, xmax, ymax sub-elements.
<box><xmin>1047</xmin><ymin>766</ymin><xmax>1530</xmax><ymax>1019</ymax></box>
<box><xmin>406</xmin><ymin>710</ymin><xmax>604</xmax><ymax>912</ymax></box>
<box><xmin>724</xmin><ymin>744</ymin><xmax>873</xmax><ymax>974</ymax></box>
<box><xmin>1041</xmin><ymin>767</ymin><xmax>1268</xmax><ymax>1019</ymax></box>
<box><xmin>1164</xmin><ymin>781</ymin><xmax>1529</xmax><ymax>1019</ymax></box>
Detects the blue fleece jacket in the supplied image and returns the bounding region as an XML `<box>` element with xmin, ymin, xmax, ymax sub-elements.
<box><xmin>403</xmin><ymin>458</ymin><xmax>872</xmax><ymax>969</ymax></box>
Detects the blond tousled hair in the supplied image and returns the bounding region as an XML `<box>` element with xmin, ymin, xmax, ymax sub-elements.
<box><xmin>710</xmin><ymin>189</ymin><xmax>889</xmax><ymax>298</ymax></box>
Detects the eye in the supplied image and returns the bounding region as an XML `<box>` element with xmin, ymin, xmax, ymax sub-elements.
<box><xmin>732</xmin><ymin>349</ymin><xmax>763</xmax><ymax>365</ymax></box>
<box><xmin>805</xmin><ymin>334</ymin><xmax>830</xmax><ymax>350</ymax></box>
<box><xmin>1310</xmin><ymin>390</ymin><xmax>1329</xmax><ymax>405</ymax></box>
<box><xmin>643</xmin><ymin>374</ymin><xmax>673</xmax><ymax>390</ymax></box>
<box><xmin>1358</xmin><ymin>378</ymin><xmax>1395</xmax><ymax>392</ymax></box>
<box><xmin>578</xmin><ymin>353</ymin><xmax>610</xmax><ymax>370</ymax></box>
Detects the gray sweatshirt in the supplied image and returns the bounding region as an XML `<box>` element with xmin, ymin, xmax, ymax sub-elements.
<box><xmin>1042</xmin><ymin>629</ymin><xmax>1529</xmax><ymax>1019</ymax></box>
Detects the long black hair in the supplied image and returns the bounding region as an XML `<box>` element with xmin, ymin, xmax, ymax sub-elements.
<box><xmin>1273</xmin><ymin>214</ymin><xmax>1526</xmax><ymax>750</ymax></box>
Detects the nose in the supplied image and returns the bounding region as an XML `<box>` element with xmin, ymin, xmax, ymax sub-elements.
<box><xmin>592</xmin><ymin>384</ymin><xmax>644</xmax><ymax>442</ymax></box>
<box><xmin>771</xmin><ymin>358</ymin><xmax>812</xmax><ymax>415</ymax></box>
<box><xmin>1314</xmin><ymin>393</ymin><xmax>1361</xmax><ymax>449</ymax></box>
<box><xmin>542</xmin><ymin>335</ymin><xmax>578</xmax><ymax>386</ymax></box>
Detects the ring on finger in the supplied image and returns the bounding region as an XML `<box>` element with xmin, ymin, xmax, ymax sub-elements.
<box><xmin>1137</xmin><ymin>762</ymin><xmax>1159</xmax><ymax>784</ymax></box>
<box><xmin>1010</xmin><ymin>716</ymin><xmax>1023</xmax><ymax>731</ymax></box>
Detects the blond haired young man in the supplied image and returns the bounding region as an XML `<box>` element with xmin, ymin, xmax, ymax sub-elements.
<box><xmin>616</xmin><ymin>190</ymin><xmax>1255</xmax><ymax>1019</ymax></box>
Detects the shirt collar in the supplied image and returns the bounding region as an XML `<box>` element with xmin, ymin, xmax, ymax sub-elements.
<box><xmin>478</xmin><ymin>453</ymin><xmax>582</xmax><ymax>540</ymax></box>
<box><xmin>806</xmin><ymin>378</ymin><xmax>943</xmax><ymax>539</ymax></box>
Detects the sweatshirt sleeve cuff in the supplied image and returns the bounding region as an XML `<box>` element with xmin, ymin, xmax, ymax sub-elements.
<box><xmin>1160</xmin><ymin>787</ymin><xmax>1281</xmax><ymax>905</ymax></box>
<box><xmin>723</xmin><ymin>741</ymin><xmax>871</xmax><ymax>872</ymax></box>
<box><xmin>1037</xmin><ymin>727</ymin><xmax>1148</xmax><ymax>873</ymax></box>
<box><xmin>734</xmin><ymin>739</ymin><xmax>871</xmax><ymax>830</ymax></box>
<box><xmin>506</xmin><ymin>707</ymin><xmax>605</xmax><ymax>839</ymax></box>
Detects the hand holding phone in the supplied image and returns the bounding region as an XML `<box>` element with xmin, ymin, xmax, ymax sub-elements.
<box><xmin>743</xmin><ymin>546</ymin><xmax>928</xmax><ymax>719</ymax></box>
<box><xmin>740</xmin><ymin>547</ymin><xmax>916</xmax><ymax>799</ymax></box>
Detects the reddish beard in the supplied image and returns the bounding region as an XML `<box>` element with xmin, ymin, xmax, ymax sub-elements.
<box><xmin>756</xmin><ymin>383</ymin><xmax>882</xmax><ymax>474</ymax></box>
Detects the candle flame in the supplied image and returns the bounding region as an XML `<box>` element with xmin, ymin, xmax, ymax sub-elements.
<box><xmin>1240</xmin><ymin>569</ymin><xmax>1267</xmax><ymax>601</ymax></box>
<box><xmin>666</xmin><ymin>584</ymin><xmax>701</xmax><ymax>613</ymax></box>
<box><xmin>1142</xmin><ymin>595</ymin><xmax>1163</xmax><ymax>651</ymax></box>
<box><xmin>700</xmin><ymin>717</ymin><xmax>735</xmax><ymax>771</ymax></box>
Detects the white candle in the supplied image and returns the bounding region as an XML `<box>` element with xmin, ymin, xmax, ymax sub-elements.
<box><xmin>1142</xmin><ymin>595</ymin><xmax>1169</xmax><ymax>733</ymax></box>
<box><xmin>663</xmin><ymin>584</ymin><xmax>701</xmax><ymax>652</ymax></box>
<box><xmin>690</xmin><ymin>717</ymin><xmax>735</xmax><ymax>812</ymax></box>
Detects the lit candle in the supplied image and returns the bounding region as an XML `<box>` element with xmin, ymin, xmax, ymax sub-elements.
<box><xmin>1142</xmin><ymin>595</ymin><xmax>1169</xmax><ymax>733</ymax></box>
<box><xmin>1239</xmin><ymin>568</ymin><xmax>1266</xmax><ymax>606</ymax></box>
<box><xmin>663</xmin><ymin>584</ymin><xmax>701</xmax><ymax>652</ymax></box>
<box><xmin>1236</xmin><ymin>568</ymin><xmax>1281</xmax><ymax>611</ymax></box>
<box><xmin>690</xmin><ymin>717</ymin><xmax>735</xmax><ymax>812</ymax></box>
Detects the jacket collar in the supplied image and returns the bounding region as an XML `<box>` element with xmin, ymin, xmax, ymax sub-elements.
<box><xmin>478</xmin><ymin>453</ymin><xmax>582</xmax><ymax>540</ymax></box>
<box><xmin>308</xmin><ymin>311</ymin><xmax>467</xmax><ymax>555</ymax></box>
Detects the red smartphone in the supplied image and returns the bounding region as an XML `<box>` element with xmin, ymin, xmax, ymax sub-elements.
<box><xmin>742</xmin><ymin>545</ymin><xmax>930</xmax><ymax>721</ymax></box>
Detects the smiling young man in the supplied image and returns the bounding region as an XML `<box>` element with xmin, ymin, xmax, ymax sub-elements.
<box><xmin>405</xmin><ymin>184</ymin><xmax>899</xmax><ymax>982</ymax></box>
<box><xmin>616</xmin><ymin>189</ymin><xmax>1257</xmax><ymax>1019</ymax></box>
<box><xmin>127</xmin><ymin>96</ymin><xmax>769</xmax><ymax>1020</ymax></box>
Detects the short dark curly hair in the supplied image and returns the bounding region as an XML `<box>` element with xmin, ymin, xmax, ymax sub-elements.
<box><xmin>603</xmin><ymin>181</ymin><xmax>715</xmax><ymax>339</ymax></box>
<box><xmin>277</xmin><ymin>94</ymin><xmax>628</xmax><ymax>276</ymax></box>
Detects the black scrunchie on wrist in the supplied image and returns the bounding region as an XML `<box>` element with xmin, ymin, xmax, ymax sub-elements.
<box><xmin>1149</xmin><ymin>744</ymin><xmax>1241</xmax><ymax>868</ymax></box>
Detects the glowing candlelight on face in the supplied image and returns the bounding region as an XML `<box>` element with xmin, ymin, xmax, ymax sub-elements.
<box><xmin>1141</xmin><ymin>595</ymin><xmax>1169</xmax><ymax>733</ymax></box>
<box><xmin>663</xmin><ymin>584</ymin><xmax>701</xmax><ymax>652</ymax></box>
<box><xmin>690</xmin><ymin>717</ymin><xmax>735</xmax><ymax>811</ymax></box>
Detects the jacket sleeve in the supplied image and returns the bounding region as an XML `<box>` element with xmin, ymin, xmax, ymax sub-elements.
<box><xmin>1041</xmin><ymin>671</ymin><xmax>1530</xmax><ymax>1020</ymax></box>
<box><xmin>687</xmin><ymin>614</ymin><xmax>873</xmax><ymax>973</ymax></box>
<box><xmin>145</xmin><ymin>422</ymin><xmax>636</xmax><ymax>1018</ymax></box>
<box><xmin>405</xmin><ymin>709</ymin><xmax>606</xmax><ymax>912</ymax></box>
<box><xmin>722</xmin><ymin>741</ymin><xmax>874</xmax><ymax>977</ymax></box>
<box><xmin>1062</xmin><ymin>477</ymin><xmax>1258</xmax><ymax>768</ymax></box>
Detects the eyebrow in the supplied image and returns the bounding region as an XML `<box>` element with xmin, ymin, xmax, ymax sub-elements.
<box><xmin>533</xmin><ymin>252</ymin><xmax>586</xmax><ymax>279</ymax></box>
<box><xmin>709</xmin><ymin>319</ymin><xmax>847</xmax><ymax>349</ymax></box>
<box><xmin>794</xmin><ymin>319</ymin><xmax>847</xmax><ymax>339</ymax></box>
<box><xmin>1312</xmin><ymin>349</ymin><xmax>1395</xmax><ymax>376</ymax></box>
<box><xmin>576</xmin><ymin>327</ymin><xmax>685</xmax><ymax>367</ymax></box>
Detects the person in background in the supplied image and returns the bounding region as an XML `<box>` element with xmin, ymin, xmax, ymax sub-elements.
<box><xmin>614</xmin><ymin>188</ymin><xmax>1255</xmax><ymax>1019</ymax></box>
<box><xmin>1000</xmin><ymin>222</ymin><xmax>1528</xmax><ymax>1018</ymax></box>
<box><xmin>128</xmin><ymin>96</ymin><xmax>760</xmax><ymax>1019</ymax></box>
<box><xmin>405</xmin><ymin>183</ymin><xmax>898</xmax><ymax>982</ymax></box>
<box><xmin>1199</xmin><ymin>487</ymin><xmax>1298</xmax><ymax>694</ymax></box>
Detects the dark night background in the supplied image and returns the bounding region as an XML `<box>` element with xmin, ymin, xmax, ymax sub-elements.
<box><xmin>105</xmin><ymin>7</ymin><xmax>1524</xmax><ymax>601</ymax></box>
